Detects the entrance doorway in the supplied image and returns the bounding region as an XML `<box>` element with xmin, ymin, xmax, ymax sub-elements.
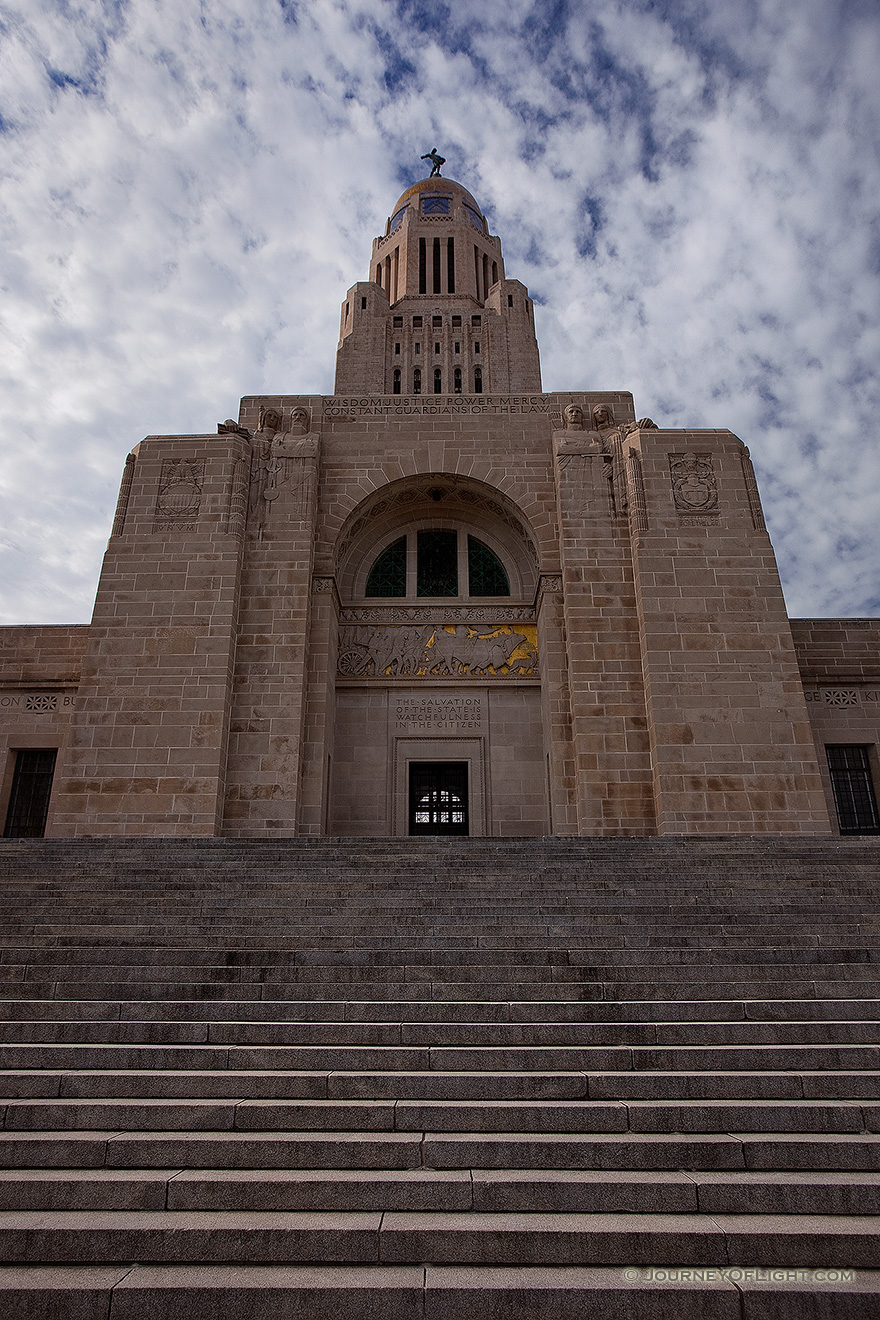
<box><xmin>408</xmin><ymin>761</ymin><xmax>469</xmax><ymax>836</ymax></box>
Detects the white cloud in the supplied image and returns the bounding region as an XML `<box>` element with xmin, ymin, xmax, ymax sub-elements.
<box><xmin>0</xmin><ymin>0</ymin><xmax>878</xmax><ymax>622</ymax></box>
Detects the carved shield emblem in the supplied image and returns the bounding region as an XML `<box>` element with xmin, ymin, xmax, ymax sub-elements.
<box><xmin>669</xmin><ymin>455</ymin><xmax>718</xmax><ymax>512</ymax></box>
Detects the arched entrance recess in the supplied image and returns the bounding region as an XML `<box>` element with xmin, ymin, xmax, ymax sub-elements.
<box><xmin>328</xmin><ymin>475</ymin><xmax>549</xmax><ymax>837</ymax></box>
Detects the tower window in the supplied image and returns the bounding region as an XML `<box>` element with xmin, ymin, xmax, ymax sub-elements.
<box><xmin>433</xmin><ymin>368</ymin><xmax>442</xmax><ymax>393</ymax></box>
<box><xmin>507</xmin><ymin>294</ymin><xmax>513</xmax><ymax>307</ymax></box>
<box><xmin>471</xmin><ymin>315</ymin><xmax>481</xmax><ymax>326</ymax></box>
<box><xmin>345</xmin><ymin>303</ymin><xmax>350</xmax><ymax>319</ymax></box>
<box><xmin>365</xmin><ymin>536</ymin><xmax>407</xmax><ymax>597</ymax></box>
<box><xmin>414</xmin><ymin>342</ymin><xmax>420</xmax><ymax>354</ymax></box>
<box><xmin>454</xmin><ymin>342</ymin><xmax>460</xmax><ymax>354</ymax></box>
<box><xmin>361</xmin><ymin>297</ymin><xmax>367</xmax><ymax>309</ymax></box>
<box><xmin>468</xmin><ymin>536</ymin><xmax>510</xmax><ymax>596</ymax></box>
<box><xmin>417</xmin><ymin>529</ymin><xmax>457</xmax><ymax>597</ymax></box>
<box><xmin>433</xmin><ymin>237</ymin><xmax>441</xmax><ymax>294</ymax></box>
<box><xmin>432</xmin><ymin>316</ymin><xmax>442</xmax><ymax>327</ymax></box>
<box><xmin>413</xmin><ymin>316</ymin><xmax>422</xmax><ymax>328</ymax></box>
<box><xmin>447</xmin><ymin>237</ymin><xmax>455</xmax><ymax>293</ymax></box>
<box><xmin>454</xmin><ymin>367</ymin><xmax>462</xmax><ymax>394</ymax></box>
<box><xmin>419</xmin><ymin>238</ymin><xmax>426</xmax><ymax>294</ymax></box>
<box><xmin>435</xmin><ymin>342</ymin><xmax>440</xmax><ymax>353</ymax></box>
<box><xmin>413</xmin><ymin>368</ymin><xmax>421</xmax><ymax>394</ymax></box>
<box><xmin>395</xmin><ymin>342</ymin><xmax>401</xmax><ymax>354</ymax></box>
<box><xmin>392</xmin><ymin>368</ymin><xmax>401</xmax><ymax>394</ymax></box>
<box><xmin>827</xmin><ymin>746</ymin><xmax>880</xmax><ymax>834</ymax></box>
<box><xmin>452</xmin><ymin>316</ymin><xmax>461</xmax><ymax>328</ymax></box>
<box><xmin>474</xmin><ymin>342</ymin><xmax>481</xmax><ymax>354</ymax></box>
<box><xmin>393</xmin><ymin>316</ymin><xmax>403</xmax><ymax>328</ymax></box>
<box><xmin>474</xmin><ymin>366</ymin><xmax>482</xmax><ymax>394</ymax></box>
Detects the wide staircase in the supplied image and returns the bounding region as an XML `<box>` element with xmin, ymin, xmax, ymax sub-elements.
<box><xmin>0</xmin><ymin>836</ymin><xmax>878</xmax><ymax>1317</ymax></box>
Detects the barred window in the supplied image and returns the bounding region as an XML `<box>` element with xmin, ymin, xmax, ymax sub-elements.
<box><xmin>826</xmin><ymin>746</ymin><xmax>880</xmax><ymax>835</ymax></box>
<box><xmin>4</xmin><ymin>749</ymin><xmax>57</xmax><ymax>838</ymax></box>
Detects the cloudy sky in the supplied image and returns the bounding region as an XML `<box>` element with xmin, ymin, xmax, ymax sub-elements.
<box><xmin>1</xmin><ymin>0</ymin><xmax>878</xmax><ymax>623</ymax></box>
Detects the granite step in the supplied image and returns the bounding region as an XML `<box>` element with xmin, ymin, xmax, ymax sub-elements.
<box><xmin>0</xmin><ymin>1208</ymin><xmax>878</xmax><ymax>1269</ymax></box>
<box><xmin>1</xmin><ymin>1263</ymin><xmax>879</xmax><ymax>1320</ymax></box>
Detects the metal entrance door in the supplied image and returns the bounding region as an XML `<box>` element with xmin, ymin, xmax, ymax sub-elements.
<box><xmin>408</xmin><ymin>761</ymin><xmax>469</xmax><ymax>836</ymax></box>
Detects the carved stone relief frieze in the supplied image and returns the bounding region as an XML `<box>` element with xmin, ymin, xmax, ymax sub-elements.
<box><xmin>669</xmin><ymin>453</ymin><xmax>718</xmax><ymax>514</ymax></box>
<box><xmin>154</xmin><ymin>459</ymin><xmax>205</xmax><ymax>531</ymax></box>
<box><xmin>337</xmin><ymin>623</ymin><xmax>539</xmax><ymax>680</ymax></box>
<box><xmin>341</xmin><ymin>605</ymin><xmax>535</xmax><ymax>624</ymax></box>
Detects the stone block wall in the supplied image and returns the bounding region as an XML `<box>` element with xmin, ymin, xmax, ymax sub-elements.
<box><xmin>47</xmin><ymin>434</ymin><xmax>248</xmax><ymax>837</ymax></box>
<box><xmin>627</xmin><ymin>429</ymin><xmax>831</xmax><ymax>833</ymax></box>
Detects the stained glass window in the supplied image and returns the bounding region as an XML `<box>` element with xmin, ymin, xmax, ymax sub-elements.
<box><xmin>417</xmin><ymin>529</ymin><xmax>457</xmax><ymax>597</ymax></box>
<box><xmin>468</xmin><ymin>537</ymin><xmax>510</xmax><ymax>596</ymax></box>
<box><xmin>365</xmin><ymin>536</ymin><xmax>406</xmax><ymax>597</ymax></box>
<box><xmin>464</xmin><ymin>205</ymin><xmax>483</xmax><ymax>231</ymax></box>
<box><xmin>390</xmin><ymin>206</ymin><xmax>408</xmax><ymax>232</ymax></box>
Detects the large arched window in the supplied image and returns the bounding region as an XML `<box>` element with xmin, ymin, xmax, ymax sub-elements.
<box><xmin>364</xmin><ymin>530</ymin><xmax>510</xmax><ymax>599</ymax></box>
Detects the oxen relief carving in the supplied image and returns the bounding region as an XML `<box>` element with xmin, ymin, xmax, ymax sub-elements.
<box><xmin>338</xmin><ymin>624</ymin><xmax>538</xmax><ymax>679</ymax></box>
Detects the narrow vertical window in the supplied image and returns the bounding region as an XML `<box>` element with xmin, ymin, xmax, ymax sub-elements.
<box><xmin>394</xmin><ymin>342</ymin><xmax>400</xmax><ymax>354</ymax></box>
<box><xmin>393</xmin><ymin>368</ymin><xmax>401</xmax><ymax>395</ymax></box>
<box><xmin>433</xmin><ymin>237</ymin><xmax>441</xmax><ymax>293</ymax></box>
<box><xmin>493</xmin><ymin>262</ymin><xmax>498</xmax><ymax>286</ymax></box>
<box><xmin>419</xmin><ymin>238</ymin><xmax>426</xmax><ymax>294</ymax></box>
<box><xmin>474</xmin><ymin>245</ymin><xmax>480</xmax><ymax>300</ymax></box>
<box><xmin>507</xmin><ymin>293</ymin><xmax>513</xmax><ymax>307</ymax></box>
<box><xmin>474</xmin><ymin>366</ymin><xmax>482</xmax><ymax>394</ymax></box>
<box><xmin>3</xmin><ymin>750</ymin><xmax>57</xmax><ymax>838</ymax></box>
<box><xmin>827</xmin><ymin>746</ymin><xmax>880</xmax><ymax>834</ymax></box>
<box><xmin>453</xmin><ymin>367</ymin><xmax>462</xmax><ymax>394</ymax></box>
<box><xmin>413</xmin><ymin>368</ymin><xmax>421</xmax><ymax>394</ymax></box>
<box><xmin>417</xmin><ymin>529</ymin><xmax>457</xmax><ymax>597</ymax></box>
<box><xmin>447</xmin><ymin>237</ymin><xmax>455</xmax><ymax>292</ymax></box>
<box><xmin>376</xmin><ymin>264</ymin><xmax>382</xmax><ymax>286</ymax></box>
<box><xmin>361</xmin><ymin>296</ymin><xmax>367</xmax><ymax>309</ymax></box>
<box><xmin>482</xmin><ymin>253</ymin><xmax>489</xmax><ymax>300</ymax></box>
<box><xmin>434</xmin><ymin>368</ymin><xmax>442</xmax><ymax>394</ymax></box>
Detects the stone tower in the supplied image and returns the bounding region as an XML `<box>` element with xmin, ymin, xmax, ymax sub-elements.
<box><xmin>335</xmin><ymin>176</ymin><xmax>541</xmax><ymax>396</ymax></box>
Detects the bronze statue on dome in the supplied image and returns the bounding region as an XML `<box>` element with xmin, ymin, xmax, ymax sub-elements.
<box><xmin>420</xmin><ymin>148</ymin><xmax>446</xmax><ymax>177</ymax></box>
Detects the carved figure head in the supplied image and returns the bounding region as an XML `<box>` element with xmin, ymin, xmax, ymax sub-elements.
<box><xmin>563</xmin><ymin>404</ymin><xmax>584</xmax><ymax>430</ymax></box>
<box><xmin>260</xmin><ymin>407</ymin><xmax>283</xmax><ymax>434</ymax></box>
<box><xmin>290</xmin><ymin>407</ymin><xmax>310</xmax><ymax>434</ymax></box>
<box><xmin>592</xmin><ymin>403</ymin><xmax>615</xmax><ymax>430</ymax></box>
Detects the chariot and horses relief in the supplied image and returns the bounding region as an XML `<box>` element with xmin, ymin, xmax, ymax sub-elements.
<box><xmin>337</xmin><ymin>624</ymin><xmax>538</xmax><ymax>679</ymax></box>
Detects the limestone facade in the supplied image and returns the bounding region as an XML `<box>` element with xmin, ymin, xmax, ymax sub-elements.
<box><xmin>1</xmin><ymin>176</ymin><xmax>877</xmax><ymax>838</ymax></box>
